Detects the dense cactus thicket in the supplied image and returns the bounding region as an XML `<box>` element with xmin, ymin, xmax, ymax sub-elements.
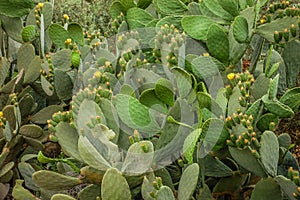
<box><xmin>1</xmin><ymin>0</ymin><xmax>300</xmax><ymax>199</ymax></box>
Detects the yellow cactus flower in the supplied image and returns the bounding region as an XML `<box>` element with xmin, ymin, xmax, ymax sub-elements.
<box><xmin>94</xmin><ymin>71</ymin><xmax>102</xmax><ymax>78</ymax></box>
<box><xmin>0</xmin><ymin>111</ymin><xmax>3</xmax><ymax>118</ymax></box>
<box><xmin>227</xmin><ymin>73</ymin><xmax>235</xmax><ymax>81</ymax></box>
<box><xmin>117</xmin><ymin>35</ymin><xmax>123</xmax><ymax>42</ymax></box>
<box><xmin>260</xmin><ymin>19</ymin><xmax>266</xmax><ymax>24</ymax></box>
<box><xmin>203</xmin><ymin>53</ymin><xmax>210</xmax><ymax>57</ymax></box>
<box><xmin>105</xmin><ymin>61</ymin><xmax>111</xmax><ymax>67</ymax></box>
<box><xmin>65</xmin><ymin>38</ymin><xmax>72</xmax><ymax>44</ymax></box>
<box><xmin>37</xmin><ymin>3</ymin><xmax>44</xmax><ymax>8</ymax></box>
<box><xmin>63</xmin><ymin>14</ymin><xmax>69</xmax><ymax>20</ymax></box>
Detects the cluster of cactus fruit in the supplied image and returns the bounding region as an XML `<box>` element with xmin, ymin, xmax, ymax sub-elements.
<box><xmin>1</xmin><ymin>0</ymin><xmax>300</xmax><ymax>199</ymax></box>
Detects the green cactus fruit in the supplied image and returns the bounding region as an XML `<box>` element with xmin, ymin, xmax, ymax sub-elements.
<box><xmin>233</xmin><ymin>16</ymin><xmax>249</xmax><ymax>43</ymax></box>
<box><xmin>21</xmin><ymin>25</ymin><xmax>37</xmax><ymax>42</ymax></box>
<box><xmin>273</xmin><ymin>31</ymin><xmax>282</xmax><ymax>43</ymax></box>
<box><xmin>283</xmin><ymin>28</ymin><xmax>290</xmax><ymax>42</ymax></box>
<box><xmin>12</xmin><ymin>180</ymin><xmax>37</xmax><ymax>200</ymax></box>
<box><xmin>289</xmin><ymin>24</ymin><xmax>297</xmax><ymax>38</ymax></box>
<box><xmin>178</xmin><ymin>163</ymin><xmax>199</xmax><ymax>200</ymax></box>
<box><xmin>71</xmin><ymin>51</ymin><xmax>81</xmax><ymax>68</ymax></box>
<box><xmin>32</xmin><ymin>170</ymin><xmax>82</xmax><ymax>190</ymax></box>
<box><xmin>101</xmin><ymin>168</ymin><xmax>131</xmax><ymax>200</ymax></box>
<box><xmin>250</xmin><ymin>177</ymin><xmax>282</xmax><ymax>200</ymax></box>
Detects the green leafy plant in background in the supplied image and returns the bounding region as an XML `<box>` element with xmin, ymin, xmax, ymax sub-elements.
<box><xmin>52</xmin><ymin>0</ymin><xmax>112</xmax><ymax>35</ymax></box>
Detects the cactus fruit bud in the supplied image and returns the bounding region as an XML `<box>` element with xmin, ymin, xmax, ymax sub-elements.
<box><xmin>226</xmin><ymin>140</ymin><xmax>236</xmax><ymax>147</ymax></box>
<box><xmin>129</xmin><ymin>136</ymin><xmax>135</xmax><ymax>144</ymax></box>
<box><xmin>288</xmin><ymin>167</ymin><xmax>294</xmax><ymax>179</ymax></box>
<box><xmin>177</xmin><ymin>159</ymin><xmax>184</xmax><ymax>168</ymax></box>
<box><xmin>283</xmin><ymin>28</ymin><xmax>289</xmax><ymax>41</ymax></box>
<box><xmin>252</xmin><ymin>137</ymin><xmax>261</xmax><ymax>148</ymax></box>
<box><xmin>140</xmin><ymin>142</ymin><xmax>149</xmax><ymax>153</ymax></box>
<box><xmin>225</xmin><ymin>85</ymin><xmax>232</xmax><ymax>97</ymax></box>
<box><xmin>294</xmin><ymin>176</ymin><xmax>300</xmax><ymax>186</ymax></box>
<box><xmin>232</xmin><ymin>113</ymin><xmax>240</xmax><ymax>124</ymax></box>
<box><xmin>230</xmin><ymin>134</ymin><xmax>237</xmax><ymax>141</ymax></box>
<box><xmin>251</xmin><ymin>149</ymin><xmax>260</xmax><ymax>159</ymax></box>
<box><xmin>49</xmin><ymin>134</ymin><xmax>58</xmax><ymax>142</ymax></box>
<box><xmin>225</xmin><ymin>116</ymin><xmax>234</xmax><ymax>129</ymax></box>
<box><xmin>238</xmin><ymin>96</ymin><xmax>247</xmax><ymax>107</ymax></box>
<box><xmin>133</xmin><ymin>130</ymin><xmax>140</xmax><ymax>142</ymax></box>
<box><xmin>152</xmin><ymin>180</ymin><xmax>160</xmax><ymax>190</ymax></box>
<box><xmin>290</xmin><ymin>24</ymin><xmax>297</xmax><ymax>37</ymax></box>
<box><xmin>274</xmin><ymin>31</ymin><xmax>282</xmax><ymax>43</ymax></box>
<box><xmin>269</xmin><ymin>122</ymin><xmax>276</xmax><ymax>131</ymax></box>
